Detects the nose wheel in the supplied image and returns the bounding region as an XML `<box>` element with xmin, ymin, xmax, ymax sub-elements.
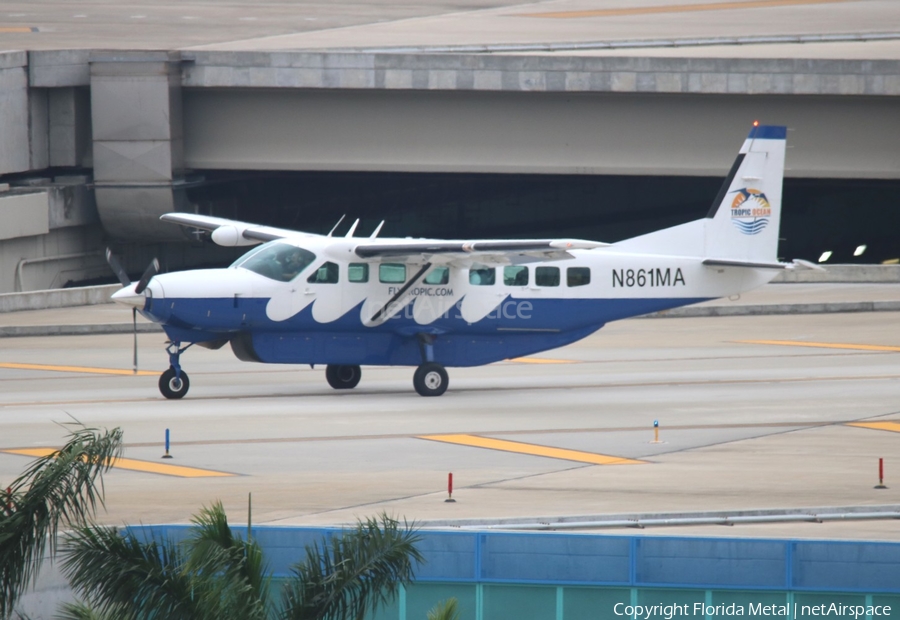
<box><xmin>413</xmin><ymin>362</ymin><xmax>448</xmax><ymax>397</ymax></box>
<box><xmin>159</xmin><ymin>341</ymin><xmax>193</xmax><ymax>399</ymax></box>
<box><xmin>159</xmin><ymin>367</ymin><xmax>190</xmax><ymax>399</ymax></box>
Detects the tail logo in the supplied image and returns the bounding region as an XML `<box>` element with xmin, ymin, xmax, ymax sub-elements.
<box><xmin>730</xmin><ymin>188</ymin><xmax>771</xmax><ymax>235</ymax></box>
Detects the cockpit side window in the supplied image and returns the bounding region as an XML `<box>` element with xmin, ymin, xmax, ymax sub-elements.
<box><xmin>235</xmin><ymin>243</ymin><xmax>316</xmax><ymax>282</ymax></box>
<box><xmin>308</xmin><ymin>261</ymin><xmax>339</xmax><ymax>284</ymax></box>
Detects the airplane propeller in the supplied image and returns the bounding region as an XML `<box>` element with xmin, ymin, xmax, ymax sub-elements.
<box><xmin>105</xmin><ymin>248</ymin><xmax>130</xmax><ymax>288</ymax></box>
<box><xmin>105</xmin><ymin>249</ymin><xmax>159</xmax><ymax>374</ymax></box>
<box><xmin>135</xmin><ymin>258</ymin><xmax>159</xmax><ymax>294</ymax></box>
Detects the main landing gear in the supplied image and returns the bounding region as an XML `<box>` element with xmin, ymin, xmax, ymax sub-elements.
<box><xmin>325</xmin><ymin>364</ymin><xmax>362</xmax><ymax>390</ymax></box>
<box><xmin>413</xmin><ymin>362</ymin><xmax>448</xmax><ymax>397</ymax></box>
<box><xmin>413</xmin><ymin>333</ymin><xmax>448</xmax><ymax>397</ymax></box>
<box><xmin>159</xmin><ymin>342</ymin><xmax>192</xmax><ymax>399</ymax></box>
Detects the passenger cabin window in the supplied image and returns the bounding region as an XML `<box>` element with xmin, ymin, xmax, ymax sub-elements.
<box><xmin>425</xmin><ymin>267</ymin><xmax>449</xmax><ymax>285</ymax></box>
<box><xmin>308</xmin><ymin>261</ymin><xmax>339</xmax><ymax>284</ymax></box>
<box><xmin>504</xmin><ymin>266</ymin><xmax>528</xmax><ymax>286</ymax></box>
<box><xmin>379</xmin><ymin>263</ymin><xmax>406</xmax><ymax>283</ymax></box>
<box><xmin>469</xmin><ymin>267</ymin><xmax>495</xmax><ymax>286</ymax></box>
<box><xmin>236</xmin><ymin>242</ymin><xmax>316</xmax><ymax>282</ymax></box>
<box><xmin>348</xmin><ymin>263</ymin><xmax>369</xmax><ymax>283</ymax></box>
<box><xmin>535</xmin><ymin>266</ymin><xmax>560</xmax><ymax>287</ymax></box>
<box><xmin>567</xmin><ymin>267</ymin><xmax>591</xmax><ymax>287</ymax></box>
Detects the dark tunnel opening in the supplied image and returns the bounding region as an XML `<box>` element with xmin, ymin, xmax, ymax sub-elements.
<box><xmin>185</xmin><ymin>171</ymin><xmax>900</xmax><ymax>266</ymax></box>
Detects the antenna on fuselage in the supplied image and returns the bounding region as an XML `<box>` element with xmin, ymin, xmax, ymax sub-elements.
<box><xmin>345</xmin><ymin>218</ymin><xmax>360</xmax><ymax>238</ymax></box>
<box><xmin>370</xmin><ymin>220</ymin><xmax>385</xmax><ymax>239</ymax></box>
<box><xmin>327</xmin><ymin>214</ymin><xmax>346</xmax><ymax>237</ymax></box>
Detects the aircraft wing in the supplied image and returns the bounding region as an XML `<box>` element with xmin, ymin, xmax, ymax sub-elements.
<box><xmin>353</xmin><ymin>239</ymin><xmax>609</xmax><ymax>265</ymax></box>
<box><xmin>160</xmin><ymin>213</ymin><xmax>320</xmax><ymax>246</ymax></box>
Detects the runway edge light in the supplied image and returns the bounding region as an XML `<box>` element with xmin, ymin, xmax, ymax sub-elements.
<box><xmin>162</xmin><ymin>428</ymin><xmax>173</xmax><ymax>459</ymax></box>
<box><xmin>875</xmin><ymin>458</ymin><xmax>887</xmax><ymax>489</ymax></box>
<box><xmin>445</xmin><ymin>472</ymin><xmax>456</xmax><ymax>503</ymax></box>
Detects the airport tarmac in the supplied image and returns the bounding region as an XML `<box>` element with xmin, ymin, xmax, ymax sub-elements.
<box><xmin>2</xmin><ymin>0</ymin><xmax>898</xmax><ymax>59</ymax></box>
<box><xmin>1</xmin><ymin>298</ymin><xmax>900</xmax><ymax>541</ymax></box>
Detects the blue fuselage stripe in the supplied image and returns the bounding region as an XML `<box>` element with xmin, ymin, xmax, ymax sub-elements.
<box><xmin>143</xmin><ymin>296</ymin><xmax>709</xmax><ymax>367</ymax></box>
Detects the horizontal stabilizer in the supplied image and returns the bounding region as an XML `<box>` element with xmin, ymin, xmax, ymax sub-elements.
<box><xmin>703</xmin><ymin>258</ymin><xmax>787</xmax><ymax>270</ymax></box>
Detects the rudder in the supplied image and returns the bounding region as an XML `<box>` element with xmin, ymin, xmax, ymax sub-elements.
<box><xmin>704</xmin><ymin>124</ymin><xmax>787</xmax><ymax>263</ymax></box>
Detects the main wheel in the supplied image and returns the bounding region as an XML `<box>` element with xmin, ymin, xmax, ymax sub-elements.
<box><xmin>159</xmin><ymin>367</ymin><xmax>190</xmax><ymax>399</ymax></box>
<box><xmin>325</xmin><ymin>364</ymin><xmax>362</xmax><ymax>390</ymax></box>
<box><xmin>413</xmin><ymin>363</ymin><xmax>448</xmax><ymax>397</ymax></box>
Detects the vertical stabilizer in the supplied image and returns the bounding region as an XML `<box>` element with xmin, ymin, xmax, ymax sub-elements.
<box><xmin>704</xmin><ymin>124</ymin><xmax>786</xmax><ymax>262</ymax></box>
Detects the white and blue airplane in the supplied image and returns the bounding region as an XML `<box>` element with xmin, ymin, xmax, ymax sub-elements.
<box><xmin>110</xmin><ymin>123</ymin><xmax>809</xmax><ymax>399</ymax></box>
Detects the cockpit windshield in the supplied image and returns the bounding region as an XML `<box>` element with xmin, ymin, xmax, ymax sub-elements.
<box><xmin>232</xmin><ymin>242</ymin><xmax>316</xmax><ymax>282</ymax></box>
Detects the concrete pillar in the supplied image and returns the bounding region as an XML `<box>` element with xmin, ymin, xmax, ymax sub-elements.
<box><xmin>90</xmin><ymin>52</ymin><xmax>189</xmax><ymax>240</ymax></box>
<box><xmin>48</xmin><ymin>88</ymin><xmax>92</xmax><ymax>168</ymax></box>
<box><xmin>29</xmin><ymin>89</ymin><xmax>49</xmax><ymax>170</ymax></box>
<box><xmin>0</xmin><ymin>52</ymin><xmax>31</xmax><ymax>175</ymax></box>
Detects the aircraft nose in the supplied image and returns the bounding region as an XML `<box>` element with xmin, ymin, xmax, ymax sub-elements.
<box><xmin>110</xmin><ymin>284</ymin><xmax>146</xmax><ymax>309</ymax></box>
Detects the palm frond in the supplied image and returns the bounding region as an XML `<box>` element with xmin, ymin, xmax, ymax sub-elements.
<box><xmin>55</xmin><ymin>599</ymin><xmax>135</xmax><ymax>620</ymax></box>
<box><xmin>0</xmin><ymin>425</ymin><xmax>123</xmax><ymax>619</ymax></box>
<box><xmin>61</xmin><ymin>524</ymin><xmax>203</xmax><ymax>620</ymax></box>
<box><xmin>183</xmin><ymin>502</ymin><xmax>271</xmax><ymax>620</ymax></box>
<box><xmin>427</xmin><ymin>598</ymin><xmax>460</xmax><ymax>620</ymax></box>
<box><xmin>281</xmin><ymin>513</ymin><xmax>423</xmax><ymax>620</ymax></box>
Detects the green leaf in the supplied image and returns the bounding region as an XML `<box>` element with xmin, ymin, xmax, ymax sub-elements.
<box><xmin>427</xmin><ymin>598</ymin><xmax>460</xmax><ymax>620</ymax></box>
<box><xmin>0</xmin><ymin>424</ymin><xmax>123</xmax><ymax>619</ymax></box>
<box><xmin>280</xmin><ymin>513</ymin><xmax>423</xmax><ymax>620</ymax></box>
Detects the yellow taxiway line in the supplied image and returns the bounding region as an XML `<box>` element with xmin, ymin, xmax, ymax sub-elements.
<box><xmin>523</xmin><ymin>0</ymin><xmax>859</xmax><ymax>19</ymax></box>
<box><xmin>847</xmin><ymin>422</ymin><xmax>900</xmax><ymax>434</ymax></box>
<box><xmin>0</xmin><ymin>362</ymin><xmax>158</xmax><ymax>376</ymax></box>
<box><xmin>420</xmin><ymin>434</ymin><xmax>643</xmax><ymax>465</ymax></box>
<box><xmin>1</xmin><ymin>448</ymin><xmax>235</xmax><ymax>478</ymax></box>
<box><xmin>736</xmin><ymin>340</ymin><xmax>900</xmax><ymax>353</ymax></box>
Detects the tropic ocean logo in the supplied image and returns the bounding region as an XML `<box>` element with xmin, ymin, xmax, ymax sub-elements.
<box><xmin>730</xmin><ymin>188</ymin><xmax>771</xmax><ymax>235</ymax></box>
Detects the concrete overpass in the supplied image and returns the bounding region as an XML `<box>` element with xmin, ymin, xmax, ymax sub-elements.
<box><xmin>0</xmin><ymin>0</ymin><xmax>898</xmax><ymax>290</ymax></box>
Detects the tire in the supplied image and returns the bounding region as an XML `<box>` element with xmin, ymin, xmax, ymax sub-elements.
<box><xmin>325</xmin><ymin>364</ymin><xmax>362</xmax><ymax>390</ymax></box>
<box><xmin>413</xmin><ymin>363</ymin><xmax>448</xmax><ymax>397</ymax></box>
<box><xmin>159</xmin><ymin>367</ymin><xmax>190</xmax><ymax>399</ymax></box>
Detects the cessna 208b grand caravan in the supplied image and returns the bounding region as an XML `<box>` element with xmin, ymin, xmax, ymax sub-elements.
<box><xmin>111</xmin><ymin>124</ymin><xmax>808</xmax><ymax>399</ymax></box>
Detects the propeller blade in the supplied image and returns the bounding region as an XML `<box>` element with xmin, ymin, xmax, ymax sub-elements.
<box><xmin>132</xmin><ymin>307</ymin><xmax>138</xmax><ymax>374</ymax></box>
<box><xmin>105</xmin><ymin>248</ymin><xmax>131</xmax><ymax>287</ymax></box>
<box><xmin>134</xmin><ymin>258</ymin><xmax>159</xmax><ymax>294</ymax></box>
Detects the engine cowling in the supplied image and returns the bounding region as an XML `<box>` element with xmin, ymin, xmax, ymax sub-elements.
<box><xmin>211</xmin><ymin>225</ymin><xmax>260</xmax><ymax>247</ymax></box>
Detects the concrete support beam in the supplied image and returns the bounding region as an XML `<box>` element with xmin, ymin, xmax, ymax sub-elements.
<box><xmin>0</xmin><ymin>52</ymin><xmax>31</xmax><ymax>175</ymax></box>
<box><xmin>183</xmin><ymin>88</ymin><xmax>900</xmax><ymax>178</ymax></box>
<box><xmin>28</xmin><ymin>89</ymin><xmax>49</xmax><ymax>170</ymax></box>
<box><xmin>0</xmin><ymin>191</ymin><xmax>50</xmax><ymax>240</ymax></box>
<box><xmin>48</xmin><ymin>88</ymin><xmax>92</xmax><ymax>168</ymax></box>
<box><xmin>183</xmin><ymin>52</ymin><xmax>900</xmax><ymax>97</ymax></box>
<box><xmin>90</xmin><ymin>52</ymin><xmax>188</xmax><ymax>240</ymax></box>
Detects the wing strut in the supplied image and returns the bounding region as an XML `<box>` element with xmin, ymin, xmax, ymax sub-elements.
<box><xmin>369</xmin><ymin>263</ymin><xmax>432</xmax><ymax>323</ymax></box>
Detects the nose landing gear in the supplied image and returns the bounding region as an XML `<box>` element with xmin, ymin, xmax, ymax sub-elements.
<box><xmin>160</xmin><ymin>342</ymin><xmax>193</xmax><ymax>399</ymax></box>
